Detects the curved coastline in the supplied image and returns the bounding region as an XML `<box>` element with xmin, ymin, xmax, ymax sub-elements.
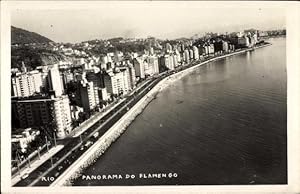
<box><xmin>51</xmin><ymin>43</ymin><xmax>271</xmax><ymax>186</ymax></box>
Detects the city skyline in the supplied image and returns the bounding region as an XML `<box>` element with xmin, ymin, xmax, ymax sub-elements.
<box><xmin>11</xmin><ymin>2</ymin><xmax>285</xmax><ymax>43</ymax></box>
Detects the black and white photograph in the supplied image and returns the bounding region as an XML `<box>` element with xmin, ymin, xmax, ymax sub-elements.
<box><xmin>1</xmin><ymin>1</ymin><xmax>300</xmax><ymax>193</ymax></box>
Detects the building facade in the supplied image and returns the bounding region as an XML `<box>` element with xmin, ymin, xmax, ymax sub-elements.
<box><xmin>12</xmin><ymin>95</ymin><xmax>72</xmax><ymax>139</ymax></box>
<box><xmin>11</xmin><ymin>71</ymin><xmax>43</xmax><ymax>97</ymax></box>
<box><xmin>48</xmin><ymin>65</ymin><xmax>64</xmax><ymax>97</ymax></box>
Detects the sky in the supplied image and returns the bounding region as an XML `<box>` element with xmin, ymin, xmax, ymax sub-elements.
<box><xmin>11</xmin><ymin>2</ymin><xmax>286</xmax><ymax>43</ymax></box>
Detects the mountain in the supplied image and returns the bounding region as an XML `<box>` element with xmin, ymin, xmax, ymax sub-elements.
<box><xmin>11</xmin><ymin>26</ymin><xmax>53</xmax><ymax>45</ymax></box>
<box><xmin>11</xmin><ymin>26</ymin><xmax>64</xmax><ymax>70</ymax></box>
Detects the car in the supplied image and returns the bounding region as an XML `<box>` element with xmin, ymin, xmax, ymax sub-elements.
<box><xmin>93</xmin><ymin>132</ymin><xmax>99</xmax><ymax>138</ymax></box>
<box><xmin>84</xmin><ymin>141</ymin><xmax>93</xmax><ymax>147</ymax></box>
<box><xmin>21</xmin><ymin>173</ymin><xmax>29</xmax><ymax>180</ymax></box>
<box><xmin>54</xmin><ymin>172</ymin><xmax>60</xmax><ymax>177</ymax></box>
<box><xmin>58</xmin><ymin>166</ymin><xmax>63</xmax><ymax>171</ymax></box>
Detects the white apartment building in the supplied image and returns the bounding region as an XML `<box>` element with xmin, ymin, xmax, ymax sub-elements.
<box><xmin>193</xmin><ymin>46</ymin><xmax>199</xmax><ymax>60</ymax></box>
<box><xmin>48</xmin><ymin>65</ymin><xmax>64</xmax><ymax>97</ymax></box>
<box><xmin>11</xmin><ymin>70</ymin><xmax>43</xmax><ymax>97</ymax></box>
<box><xmin>146</xmin><ymin>56</ymin><xmax>159</xmax><ymax>75</ymax></box>
<box><xmin>103</xmin><ymin>67</ymin><xmax>131</xmax><ymax>96</ymax></box>
<box><xmin>79</xmin><ymin>80</ymin><xmax>98</xmax><ymax>112</ymax></box>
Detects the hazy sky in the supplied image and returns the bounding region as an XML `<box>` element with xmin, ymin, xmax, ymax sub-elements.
<box><xmin>11</xmin><ymin>2</ymin><xmax>286</xmax><ymax>43</ymax></box>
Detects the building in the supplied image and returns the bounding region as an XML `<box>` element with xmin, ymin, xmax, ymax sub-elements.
<box><xmin>12</xmin><ymin>95</ymin><xmax>72</xmax><ymax>139</ymax></box>
<box><xmin>48</xmin><ymin>65</ymin><xmax>64</xmax><ymax>97</ymax></box>
<box><xmin>79</xmin><ymin>80</ymin><xmax>98</xmax><ymax>112</ymax></box>
<box><xmin>61</xmin><ymin>70</ymin><xmax>75</xmax><ymax>90</ymax></box>
<box><xmin>184</xmin><ymin>49</ymin><xmax>190</xmax><ymax>63</ymax></box>
<box><xmin>161</xmin><ymin>54</ymin><xmax>175</xmax><ymax>70</ymax></box>
<box><xmin>213</xmin><ymin>41</ymin><xmax>223</xmax><ymax>53</ymax></box>
<box><xmin>118</xmin><ymin>66</ymin><xmax>132</xmax><ymax>93</ymax></box>
<box><xmin>166</xmin><ymin>43</ymin><xmax>172</xmax><ymax>53</ymax></box>
<box><xmin>222</xmin><ymin>41</ymin><xmax>229</xmax><ymax>52</ymax></box>
<box><xmin>11</xmin><ymin>70</ymin><xmax>43</xmax><ymax>97</ymax></box>
<box><xmin>127</xmin><ymin>62</ymin><xmax>137</xmax><ymax>89</ymax></box>
<box><xmin>172</xmin><ymin>54</ymin><xmax>179</xmax><ymax>67</ymax></box>
<box><xmin>133</xmin><ymin>57</ymin><xmax>145</xmax><ymax>79</ymax></box>
<box><xmin>98</xmin><ymin>88</ymin><xmax>109</xmax><ymax>101</ymax></box>
<box><xmin>237</xmin><ymin>36</ymin><xmax>248</xmax><ymax>47</ymax></box>
<box><xmin>208</xmin><ymin>44</ymin><xmax>215</xmax><ymax>55</ymax></box>
<box><xmin>203</xmin><ymin>45</ymin><xmax>209</xmax><ymax>55</ymax></box>
<box><xmin>189</xmin><ymin>49</ymin><xmax>194</xmax><ymax>60</ymax></box>
<box><xmin>12</xmin><ymin>128</ymin><xmax>40</xmax><ymax>153</ymax></box>
<box><xmin>198</xmin><ymin>45</ymin><xmax>204</xmax><ymax>56</ymax></box>
<box><xmin>85</xmin><ymin>70</ymin><xmax>105</xmax><ymax>105</ymax></box>
<box><xmin>192</xmin><ymin>46</ymin><xmax>199</xmax><ymax>60</ymax></box>
<box><xmin>149</xmin><ymin>47</ymin><xmax>154</xmax><ymax>55</ymax></box>
<box><xmin>103</xmin><ymin>67</ymin><xmax>131</xmax><ymax>96</ymax></box>
<box><xmin>174</xmin><ymin>50</ymin><xmax>182</xmax><ymax>65</ymax></box>
<box><xmin>145</xmin><ymin>56</ymin><xmax>160</xmax><ymax>75</ymax></box>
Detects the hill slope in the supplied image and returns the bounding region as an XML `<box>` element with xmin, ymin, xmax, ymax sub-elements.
<box><xmin>11</xmin><ymin>26</ymin><xmax>53</xmax><ymax>44</ymax></box>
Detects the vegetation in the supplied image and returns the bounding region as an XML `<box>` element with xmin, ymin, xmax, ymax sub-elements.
<box><xmin>11</xmin><ymin>47</ymin><xmax>65</xmax><ymax>71</ymax></box>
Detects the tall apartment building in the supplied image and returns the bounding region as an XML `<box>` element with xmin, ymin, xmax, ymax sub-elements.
<box><xmin>208</xmin><ymin>44</ymin><xmax>215</xmax><ymax>55</ymax></box>
<box><xmin>222</xmin><ymin>41</ymin><xmax>229</xmax><ymax>52</ymax></box>
<box><xmin>189</xmin><ymin>49</ymin><xmax>194</xmax><ymax>60</ymax></box>
<box><xmin>79</xmin><ymin>80</ymin><xmax>98</xmax><ymax>112</ymax></box>
<box><xmin>127</xmin><ymin>62</ymin><xmax>137</xmax><ymax>89</ymax></box>
<box><xmin>48</xmin><ymin>65</ymin><xmax>64</xmax><ymax>97</ymax></box>
<box><xmin>85</xmin><ymin>71</ymin><xmax>105</xmax><ymax>105</ymax></box>
<box><xmin>172</xmin><ymin>54</ymin><xmax>179</xmax><ymax>67</ymax></box>
<box><xmin>11</xmin><ymin>70</ymin><xmax>43</xmax><ymax>97</ymax></box>
<box><xmin>12</xmin><ymin>95</ymin><xmax>72</xmax><ymax>139</ymax></box>
<box><xmin>103</xmin><ymin>67</ymin><xmax>131</xmax><ymax>96</ymax></box>
<box><xmin>149</xmin><ymin>47</ymin><xmax>154</xmax><ymax>55</ymax></box>
<box><xmin>145</xmin><ymin>56</ymin><xmax>159</xmax><ymax>76</ymax></box>
<box><xmin>184</xmin><ymin>49</ymin><xmax>190</xmax><ymax>63</ymax></box>
<box><xmin>203</xmin><ymin>45</ymin><xmax>209</xmax><ymax>55</ymax></box>
<box><xmin>192</xmin><ymin>46</ymin><xmax>199</xmax><ymax>60</ymax></box>
<box><xmin>159</xmin><ymin>55</ymin><xmax>175</xmax><ymax>71</ymax></box>
<box><xmin>133</xmin><ymin>57</ymin><xmax>145</xmax><ymax>79</ymax></box>
<box><xmin>166</xmin><ymin>43</ymin><xmax>172</xmax><ymax>53</ymax></box>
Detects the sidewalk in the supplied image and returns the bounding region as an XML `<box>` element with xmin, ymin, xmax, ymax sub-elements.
<box><xmin>11</xmin><ymin>144</ymin><xmax>64</xmax><ymax>186</ymax></box>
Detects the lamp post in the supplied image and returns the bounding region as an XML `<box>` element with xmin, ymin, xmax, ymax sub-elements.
<box><xmin>37</xmin><ymin>146</ymin><xmax>41</xmax><ymax>160</ymax></box>
<box><xmin>50</xmin><ymin>157</ymin><xmax>54</xmax><ymax>167</ymax></box>
<box><xmin>53</xmin><ymin>132</ymin><xmax>57</xmax><ymax>147</ymax></box>
<box><xmin>80</xmin><ymin>134</ymin><xmax>83</xmax><ymax>144</ymax></box>
<box><xmin>45</xmin><ymin>136</ymin><xmax>49</xmax><ymax>153</ymax></box>
<box><xmin>27</xmin><ymin>156</ymin><xmax>31</xmax><ymax>168</ymax></box>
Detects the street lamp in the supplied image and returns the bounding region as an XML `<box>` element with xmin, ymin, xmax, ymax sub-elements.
<box><xmin>37</xmin><ymin>146</ymin><xmax>41</xmax><ymax>160</ymax></box>
<box><xmin>45</xmin><ymin>136</ymin><xmax>49</xmax><ymax>153</ymax></box>
<box><xmin>53</xmin><ymin>132</ymin><xmax>57</xmax><ymax>147</ymax></box>
<box><xmin>79</xmin><ymin>134</ymin><xmax>83</xmax><ymax>144</ymax></box>
<box><xmin>27</xmin><ymin>156</ymin><xmax>31</xmax><ymax>168</ymax></box>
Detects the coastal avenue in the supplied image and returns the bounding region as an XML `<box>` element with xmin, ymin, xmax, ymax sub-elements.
<box><xmin>13</xmin><ymin>42</ymin><xmax>269</xmax><ymax>187</ymax></box>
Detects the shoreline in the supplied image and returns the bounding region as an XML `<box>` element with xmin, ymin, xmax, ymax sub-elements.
<box><xmin>51</xmin><ymin>43</ymin><xmax>271</xmax><ymax>186</ymax></box>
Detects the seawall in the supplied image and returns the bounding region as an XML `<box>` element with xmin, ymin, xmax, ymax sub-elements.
<box><xmin>51</xmin><ymin>43</ymin><xmax>271</xmax><ymax>186</ymax></box>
